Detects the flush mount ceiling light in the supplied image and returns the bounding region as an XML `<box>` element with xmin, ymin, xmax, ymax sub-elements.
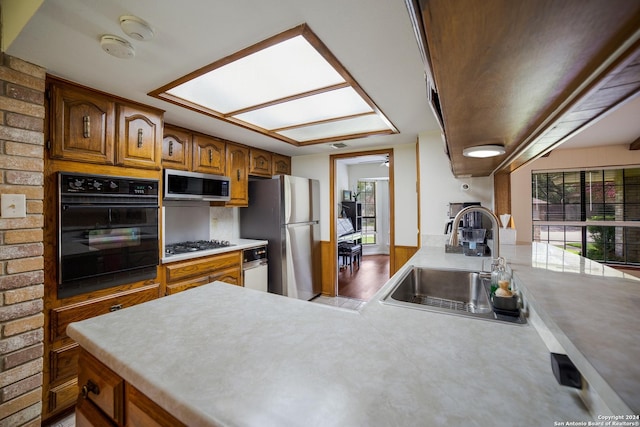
<box><xmin>462</xmin><ymin>144</ymin><xmax>506</xmax><ymax>158</ymax></box>
<box><xmin>119</xmin><ymin>15</ymin><xmax>154</xmax><ymax>41</ymax></box>
<box><xmin>100</xmin><ymin>35</ymin><xmax>135</xmax><ymax>59</ymax></box>
<box><xmin>149</xmin><ymin>24</ymin><xmax>397</xmax><ymax>146</ymax></box>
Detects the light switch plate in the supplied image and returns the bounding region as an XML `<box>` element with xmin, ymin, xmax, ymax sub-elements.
<box><xmin>1</xmin><ymin>194</ymin><xmax>26</xmax><ymax>218</ymax></box>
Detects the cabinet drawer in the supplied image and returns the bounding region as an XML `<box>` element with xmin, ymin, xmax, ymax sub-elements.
<box><xmin>49</xmin><ymin>378</ymin><xmax>78</xmax><ymax>414</ymax></box>
<box><xmin>165</xmin><ymin>275</ymin><xmax>210</xmax><ymax>295</ymax></box>
<box><xmin>51</xmin><ymin>283</ymin><xmax>160</xmax><ymax>342</ymax></box>
<box><xmin>210</xmin><ymin>266</ymin><xmax>242</xmax><ymax>286</ymax></box>
<box><xmin>165</xmin><ymin>251</ymin><xmax>241</xmax><ymax>282</ymax></box>
<box><xmin>50</xmin><ymin>343</ymin><xmax>80</xmax><ymax>383</ymax></box>
<box><xmin>77</xmin><ymin>349</ymin><xmax>124</xmax><ymax>425</ymax></box>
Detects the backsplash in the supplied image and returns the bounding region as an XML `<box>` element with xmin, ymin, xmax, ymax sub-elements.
<box><xmin>209</xmin><ymin>206</ymin><xmax>237</xmax><ymax>241</ymax></box>
<box><xmin>163</xmin><ymin>202</ymin><xmax>238</xmax><ymax>244</ymax></box>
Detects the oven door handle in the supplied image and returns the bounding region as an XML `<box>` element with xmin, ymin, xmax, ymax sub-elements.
<box><xmin>61</xmin><ymin>204</ymin><xmax>159</xmax><ymax>209</ymax></box>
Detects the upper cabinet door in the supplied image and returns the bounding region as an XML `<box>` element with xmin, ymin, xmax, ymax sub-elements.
<box><xmin>225</xmin><ymin>143</ymin><xmax>249</xmax><ymax>207</ymax></box>
<box><xmin>162</xmin><ymin>125</ymin><xmax>191</xmax><ymax>170</ymax></box>
<box><xmin>272</xmin><ymin>153</ymin><xmax>291</xmax><ymax>176</ymax></box>
<box><xmin>249</xmin><ymin>148</ymin><xmax>272</xmax><ymax>177</ymax></box>
<box><xmin>192</xmin><ymin>134</ymin><xmax>225</xmax><ymax>174</ymax></box>
<box><xmin>50</xmin><ymin>82</ymin><xmax>116</xmax><ymax>165</ymax></box>
<box><xmin>116</xmin><ymin>103</ymin><xmax>162</xmax><ymax>170</ymax></box>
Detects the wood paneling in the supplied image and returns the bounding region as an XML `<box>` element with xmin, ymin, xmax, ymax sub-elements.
<box><xmin>408</xmin><ymin>0</ymin><xmax>640</xmax><ymax>177</ymax></box>
<box><xmin>320</xmin><ymin>240</ymin><xmax>334</xmax><ymax>296</ymax></box>
<box><xmin>392</xmin><ymin>246</ymin><xmax>418</xmax><ymax>274</ymax></box>
<box><xmin>493</xmin><ymin>172</ymin><xmax>512</xmax><ymax>228</ymax></box>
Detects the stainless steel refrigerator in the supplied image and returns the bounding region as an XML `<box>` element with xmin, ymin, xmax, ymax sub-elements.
<box><xmin>240</xmin><ymin>175</ymin><xmax>321</xmax><ymax>300</ymax></box>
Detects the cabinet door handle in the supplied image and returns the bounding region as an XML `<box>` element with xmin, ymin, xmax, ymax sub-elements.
<box><xmin>237</xmin><ymin>169</ymin><xmax>240</xmax><ymax>181</ymax></box>
<box><xmin>109</xmin><ymin>303</ymin><xmax>122</xmax><ymax>312</ymax></box>
<box><xmin>208</xmin><ymin>148</ymin><xmax>213</xmax><ymax>163</ymax></box>
<box><xmin>168</xmin><ymin>141</ymin><xmax>174</xmax><ymax>156</ymax></box>
<box><xmin>137</xmin><ymin>128</ymin><xmax>143</xmax><ymax>148</ymax></box>
<box><xmin>82</xmin><ymin>116</ymin><xmax>90</xmax><ymax>138</ymax></box>
<box><xmin>81</xmin><ymin>380</ymin><xmax>100</xmax><ymax>399</ymax></box>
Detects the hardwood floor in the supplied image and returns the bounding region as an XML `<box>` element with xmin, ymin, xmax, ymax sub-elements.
<box><xmin>338</xmin><ymin>254</ymin><xmax>390</xmax><ymax>301</ymax></box>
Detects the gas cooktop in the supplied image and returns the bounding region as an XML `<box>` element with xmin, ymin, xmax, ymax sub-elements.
<box><xmin>165</xmin><ymin>240</ymin><xmax>234</xmax><ymax>256</ymax></box>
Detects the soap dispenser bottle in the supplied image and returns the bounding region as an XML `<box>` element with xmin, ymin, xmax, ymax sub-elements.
<box><xmin>490</xmin><ymin>257</ymin><xmax>507</xmax><ymax>296</ymax></box>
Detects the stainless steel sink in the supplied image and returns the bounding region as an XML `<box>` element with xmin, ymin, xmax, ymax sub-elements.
<box><xmin>381</xmin><ymin>267</ymin><xmax>526</xmax><ymax>324</ymax></box>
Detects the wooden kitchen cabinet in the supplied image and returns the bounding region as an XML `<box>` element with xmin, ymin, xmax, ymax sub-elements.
<box><xmin>48</xmin><ymin>77</ymin><xmax>164</xmax><ymax>170</ymax></box>
<box><xmin>44</xmin><ymin>283</ymin><xmax>160</xmax><ymax>419</ymax></box>
<box><xmin>193</xmin><ymin>134</ymin><xmax>226</xmax><ymax>174</ymax></box>
<box><xmin>126</xmin><ymin>383</ymin><xmax>186</xmax><ymax>427</ymax></box>
<box><xmin>116</xmin><ymin>103</ymin><xmax>163</xmax><ymax>170</ymax></box>
<box><xmin>162</xmin><ymin>125</ymin><xmax>191</xmax><ymax>170</ymax></box>
<box><xmin>209</xmin><ymin>266</ymin><xmax>242</xmax><ymax>286</ymax></box>
<box><xmin>50</xmin><ymin>284</ymin><xmax>160</xmax><ymax>342</ymax></box>
<box><xmin>49</xmin><ymin>80</ymin><xmax>116</xmax><ymax>165</ymax></box>
<box><xmin>163</xmin><ymin>250</ymin><xmax>242</xmax><ymax>295</ymax></box>
<box><xmin>272</xmin><ymin>153</ymin><xmax>291</xmax><ymax>175</ymax></box>
<box><xmin>225</xmin><ymin>143</ymin><xmax>249</xmax><ymax>207</ymax></box>
<box><xmin>77</xmin><ymin>349</ymin><xmax>124</xmax><ymax>425</ymax></box>
<box><xmin>76</xmin><ymin>396</ymin><xmax>115</xmax><ymax>427</ymax></box>
<box><xmin>75</xmin><ymin>349</ymin><xmax>186</xmax><ymax>427</ymax></box>
<box><xmin>249</xmin><ymin>147</ymin><xmax>272</xmax><ymax>177</ymax></box>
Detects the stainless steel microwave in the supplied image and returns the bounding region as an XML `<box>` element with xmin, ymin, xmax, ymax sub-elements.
<box><xmin>163</xmin><ymin>169</ymin><xmax>231</xmax><ymax>202</ymax></box>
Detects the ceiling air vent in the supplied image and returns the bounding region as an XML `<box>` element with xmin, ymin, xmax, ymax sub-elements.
<box><xmin>331</xmin><ymin>143</ymin><xmax>348</xmax><ymax>149</ymax></box>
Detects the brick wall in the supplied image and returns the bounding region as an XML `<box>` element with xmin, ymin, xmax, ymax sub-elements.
<box><xmin>0</xmin><ymin>53</ymin><xmax>45</xmax><ymax>426</ymax></box>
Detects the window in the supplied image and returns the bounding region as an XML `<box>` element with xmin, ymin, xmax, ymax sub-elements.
<box><xmin>357</xmin><ymin>181</ymin><xmax>376</xmax><ymax>244</ymax></box>
<box><xmin>532</xmin><ymin>168</ymin><xmax>640</xmax><ymax>265</ymax></box>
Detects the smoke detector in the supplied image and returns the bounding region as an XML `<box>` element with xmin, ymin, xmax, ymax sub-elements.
<box><xmin>119</xmin><ymin>15</ymin><xmax>154</xmax><ymax>41</ymax></box>
<box><xmin>100</xmin><ymin>35</ymin><xmax>135</xmax><ymax>59</ymax></box>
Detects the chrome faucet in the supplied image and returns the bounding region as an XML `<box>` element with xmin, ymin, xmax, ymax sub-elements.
<box><xmin>448</xmin><ymin>206</ymin><xmax>501</xmax><ymax>258</ymax></box>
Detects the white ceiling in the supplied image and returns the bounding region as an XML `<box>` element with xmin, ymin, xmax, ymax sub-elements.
<box><xmin>5</xmin><ymin>0</ymin><xmax>638</xmax><ymax>159</ymax></box>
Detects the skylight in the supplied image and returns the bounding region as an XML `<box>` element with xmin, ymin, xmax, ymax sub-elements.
<box><xmin>149</xmin><ymin>24</ymin><xmax>397</xmax><ymax>145</ymax></box>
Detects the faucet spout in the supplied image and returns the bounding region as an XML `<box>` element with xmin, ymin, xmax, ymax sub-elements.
<box><xmin>448</xmin><ymin>206</ymin><xmax>501</xmax><ymax>258</ymax></box>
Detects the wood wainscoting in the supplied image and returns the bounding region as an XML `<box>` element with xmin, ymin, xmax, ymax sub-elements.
<box><xmin>392</xmin><ymin>245</ymin><xmax>418</xmax><ymax>273</ymax></box>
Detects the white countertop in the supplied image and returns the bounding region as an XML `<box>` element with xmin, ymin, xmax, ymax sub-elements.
<box><xmin>68</xmin><ymin>243</ymin><xmax>639</xmax><ymax>426</ymax></box>
<box><xmin>161</xmin><ymin>238</ymin><xmax>268</xmax><ymax>263</ymax></box>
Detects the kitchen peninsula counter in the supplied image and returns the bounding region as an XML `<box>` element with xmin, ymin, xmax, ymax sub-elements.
<box><xmin>68</xmin><ymin>243</ymin><xmax>639</xmax><ymax>426</ymax></box>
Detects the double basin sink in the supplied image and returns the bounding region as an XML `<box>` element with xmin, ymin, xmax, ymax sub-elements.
<box><xmin>381</xmin><ymin>267</ymin><xmax>526</xmax><ymax>325</ymax></box>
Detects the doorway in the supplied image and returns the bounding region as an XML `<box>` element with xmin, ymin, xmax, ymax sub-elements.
<box><xmin>330</xmin><ymin>149</ymin><xmax>394</xmax><ymax>301</ymax></box>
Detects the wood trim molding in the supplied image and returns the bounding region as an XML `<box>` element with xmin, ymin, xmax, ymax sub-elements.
<box><xmin>629</xmin><ymin>136</ymin><xmax>640</xmax><ymax>150</ymax></box>
<box><xmin>329</xmin><ymin>148</ymin><xmax>395</xmax><ymax>296</ymax></box>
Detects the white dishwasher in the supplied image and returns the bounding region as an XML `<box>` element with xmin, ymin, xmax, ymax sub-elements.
<box><xmin>242</xmin><ymin>246</ymin><xmax>268</xmax><ymax>292</ymax></box>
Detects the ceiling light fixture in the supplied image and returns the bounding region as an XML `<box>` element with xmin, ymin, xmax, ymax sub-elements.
<box><xmin>150</xmin><ymin>24</ymin><xmax>397</xmax><ymax>146</ymax></box>
<box><xmin>462</xmin><ymin>144</ymin><xmax>506</xmax><ymax>158</ymax></box>
<box><xmin>119</xmin><ymin>15</ymin><xmax>154</xmax><ymax>41</ymax></box>
<box><xmin>100</xmin><ymin>35</ymin><xmax>135</xmax><ymax>59</ymax></box>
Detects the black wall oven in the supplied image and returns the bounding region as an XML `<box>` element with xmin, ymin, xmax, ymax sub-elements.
<box><xmin>58</xmin><ymin>172</ymin><xmax>159</xmax><ymax>298</ymax></box>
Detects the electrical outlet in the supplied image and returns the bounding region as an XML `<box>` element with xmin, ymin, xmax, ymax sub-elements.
<box><xmin>1</xmin><ymin>194</ymin><xmax>26</xmax><ymax>218</ymax></box>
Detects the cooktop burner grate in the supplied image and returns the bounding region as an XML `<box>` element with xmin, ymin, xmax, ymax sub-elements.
<box><xmin>165</xmin><ymin>240</ymin><xmax>233</xmax><ymax>256</ymax></box>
